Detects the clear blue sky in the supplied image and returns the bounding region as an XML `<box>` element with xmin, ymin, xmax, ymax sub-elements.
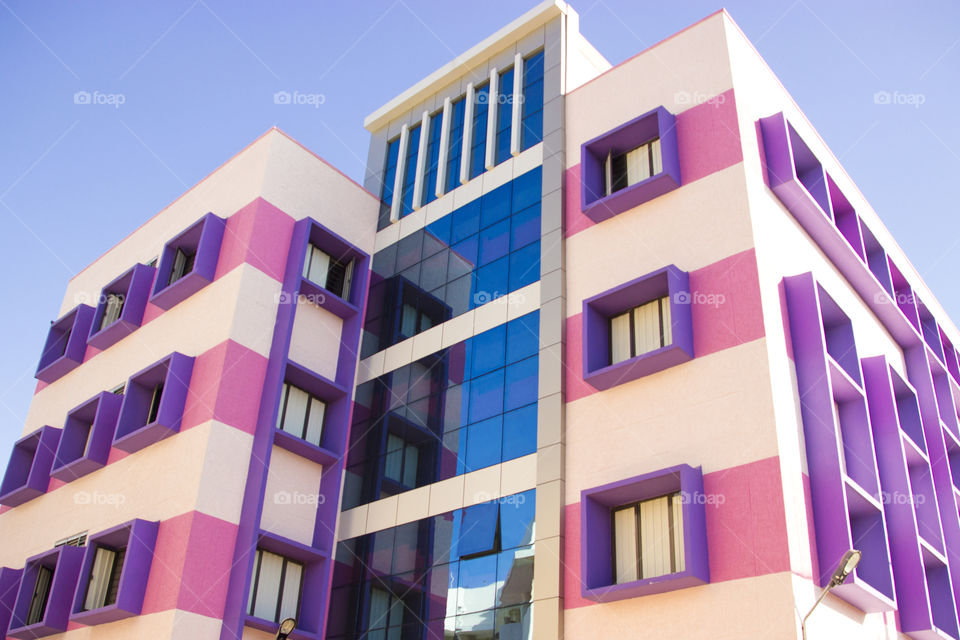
<box><xmin>1</xmin><ymin>0</ymin><xmax>958</xmax><ymax>463</ymax></box>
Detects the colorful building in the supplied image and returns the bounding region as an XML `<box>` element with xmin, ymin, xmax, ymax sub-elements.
<box><xmin>2</xmin><ymin>2</ymin><xmax>959</xmax><ymax>639</ymax></box>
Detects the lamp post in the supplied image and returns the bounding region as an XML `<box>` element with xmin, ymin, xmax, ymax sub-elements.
<box><xmin>800</xmin><ymin>549</ymin><xmax>861</xmax><ymax>640</ymax></box>
<box><xmin>275</xmin><ymin>618</ymin><xmax>297</xmax><ymax>640</ymax></box>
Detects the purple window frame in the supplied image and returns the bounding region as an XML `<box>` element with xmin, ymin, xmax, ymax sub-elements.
<box><xmin>272</xmin><ymin>361</ymin><xmax>349</xmax><ymax>466</ymax></box>
<box><xmin>87</xmin><ymin>263</ymin><xmax>156</xmax><ymax>350</ymax></box>
<box><xmin>7</xmin><ymin>545</ymin><xmax>84</xmax><ymax>639</ymax></box>
<box><xmin>244</xmin><ymin>530</ymin><xmax>328</xmax><ymax>639</ymax></box>
<box><xmin>50</xmin><ymin>392</ymin><xmax>122</xmax><ymax>482</ymax></box>
<box><xmin>580</xmin><ymin>105</ymin><xmax>681</xmax><ymax>223</ymax></box>
<box><xmin>112</xmin><ymin>351</ymin><xmax>195</xmax><ymax>453</ymax></box>
<box><xmin>580</xmin><ymin>464</ymin><xmax>709</xmax><ymax>602</ymax></box>
<box><xmin>35</xmin><ymin>304</ymin><xmax>95</xmax><ymax>383</ymax></box>
<box><xmin>150</xmin><ymin>212</ymin><xmax>227</xmax><ymax>310</ymax></box>
<box><xmin>0</xmin><ymin>426</ymin><xmax>61</xmax><ymax>507</ymax></box>
<box><xmin>582</xmin><ymin>265</ymin><xmax>693</xmax><ymax>391</ymax></box>
<box><xmin>69</xmin><ymin>519</ymin><xmax>158</xmax><ymax>625</ymax></box>
<box><xmin>296</xmin><ymin>218</ymin><xmax>370</xmax><ymax>319</ymax></box>
<box><xmin>0</xmin><ymin>566</ymin><xmax>23</xmax><ymax>637</ymax></box>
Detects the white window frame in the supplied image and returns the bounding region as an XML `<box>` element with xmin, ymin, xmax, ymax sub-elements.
<box><xmin>276</xmin><ymin>382</ymin><xmax>326</xmax><ymax>447</ymax></box>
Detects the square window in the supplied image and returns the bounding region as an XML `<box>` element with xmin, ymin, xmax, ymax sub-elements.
<box><xmin>508</xmin><ymin>241</ymin><xmax>539</xmax><ymax>291</ymax></box>
<box><xmin>580</xmin><ymin>464</ymin><xmax>708</xmax><ymax>601</ymax></box>
<box><xmin>509</xmin><ymin>203</ymin><xmax>540</xmax><ymax>252</ymax></box>
<box><xmin>51</xmin><ymin>392</ymin><xmax>122</xmax><ymax>482</ymax></box>
<box><xmin>470</xmin><ymin>324</ymin><xmax>506</xmax><ymax>378</ymax></box>
<box><xmin>503</xmin><ymin>356</ymin><xmax>537</xmax><ymax>412</ymax></box>
<box><xmin>35</xmin><ymin>304</ymin><xmax>95</xmax><ymax>383</ymax></box>
<box><xmin>506</xmin><ymin>312</ymin><xmax>539</xmax><ymax>364</ymax></box>
<box><xmin>580</xmin><ymin>106</ymin><xmax>680</xmax><ymax>223</ymax></box>
<box><xmin>478</xmin><ymin>219</ymin><xmax>510</xmax><ymax>266</ymax></box>
<box><xmin>296</xmin><ymin>218</ymin><xmax>370</xmax><ymax>319</ymax></box>
<box><xmin>464</xmin><ymin>416</ymin><xmax>502</xmax><ymax>472</ymax></box>
<box><xmin>70</xmin><ymin>519</ymin><xmax>158</xmax><ymax>625</ymax></box>
<box><xmin>247</xmin><ymin>548</ymin><xmax>303</xmax><ymax>624</ymax></box>
<box><xmin>276</xmin><ymin>382</ymin><xmax>327</xmax><ymax>447</ymax></box>
<box><xmin>273</xmin><ymin>362</ymin><xmax>349</xmax><ymax>465</ymax></box>
<box><xmin>113</xmin><ymin>352</ymin><xmax>194</xmax><ymax>453</ymax></box>
<box><xmin>0</xmin><ymin>426</ymin><xmax>61</xmax><ymax>507</ymax></box>
<box><xmin>8</xmin><ymin>545</ymin><xmax>85</xmax><ymax>637</ymax></box>
<box><xmin>468</xmin><ymin>369</ymin><xmax>504</xmax><ymax>423</ymax></box>
<box><xmin>87</xmin><ymin>263</ymin><xmax>155</xmax><ymax>350</ymax></box>
<box><xmin>582</xmin><ymin>265</ymin><xmax>693</xmax><ymax>391</ymax></box>
<box><xmin>150</xmin><ymin>213</ymin><xmax>226</xmax><ymax>310</ymax></box>
<box><xmin>502</xmin><ymin>405</ymin><xmax>536</xmax><ymax>462</ymax></box>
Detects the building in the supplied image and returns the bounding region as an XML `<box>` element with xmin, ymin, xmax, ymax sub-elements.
<box><xmin>1</xmin><ymin>1</ymin><xmax>958</xmax><ymax>639</ymax></box>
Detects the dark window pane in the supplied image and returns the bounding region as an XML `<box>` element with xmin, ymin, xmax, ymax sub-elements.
<box><xmin>500</xmin><ymin>490</ymin><xmax>536</xmax><ymax>549</ymax></box>
<box><xmin>502</xmin><ymin>404</ymin><xmax>537</xmax><ymax>461</ymax></box>
<box><xmin>468</xmin><ymin>369</ymin><xmax>504</xmax><ymax>423</ymax></box>
<box><xmin>470</xmin><ymin>85</ymin><xmax>490</xmax><ymax>179</ymax></box>
<box><xmin>506</xmin><ymin>312</ymin><xmax>539</xmax><ymax>364</ymax></box>
<box><xmin>465</xmin><ymin>415</ymin><xmax>502</xmax><ymax>472</ymax></box>
<box><xmin>478</xmin><ymin>219</ymin><xmax>510</xmax><ymax>266</ymax></box>
<box><xmin>504</xmin><ymin>356</ymin><xmax>537</xmax><ymax>411</ymax></box>
<box><xmin>510</xmin><ymin>202</ymin><xmax>540</xmax><ymax>251</ymax></box>
<box><xmin>471</xmin><ymin>324</ymin><xmax>506</xmax><ymax>377</ymax></box>
<box><xmin>474</xmin><ymin>257</ymin><xmax>509</xmax><ymax>307</ymax></box>
<box><xmin>481</xmin><ymin>182</ymin><xmax>513</xmax><ymax>229</ymax></box>
<box><xmin>508</xmin><ymin>241</ymin><xmax>540</xmax><ymax>291</ymax></box>
<box><xmin>458</xmin><ymin>502</ymin><xmax>499</xmax><ymax>557</ymax></box>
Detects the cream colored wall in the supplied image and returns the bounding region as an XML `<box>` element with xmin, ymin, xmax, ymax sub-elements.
<box><xmin>288</xmin><ymin>299</ymin><xmax>342</xmax><ymax>381</ymax></box>
<box><xmin>259</xmin><ymin>445</ymin><xmax>323</xmax><ymax>547</ymax></box>
<box><xmin>0</xmin><ymin>420</ymin><xmax>251</xmax><ymax>566</ymax></box>
<box><xmin>52</xmin><ymin>609</ymin><xmax>226</xmax><ymax>640</ymax></box>
<box><xmin>26</xmin><ymin>264</ymin><xmax>280</xmax><ymax>436</ymax></box>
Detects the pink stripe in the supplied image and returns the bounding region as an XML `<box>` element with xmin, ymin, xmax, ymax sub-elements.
<box><xmin>142</xmin><ymin>511</ymin><xmax>238</xmax><ymax>618</ymax></box>
<box><xmin>566</xmin><ymin>248</ymin><xmax>764</xmax><ymax>402</ymax></box>
<box><xmin>563</xmin><ymin>456</ymin><xmax>790</xmax><ymax>609</ymax></box>
<box><xmin>181</xmin><ymin>339</ymin><xmax>269</xmax><ymax>435</ymax></box>
<box><xmin>216</xmin><ymin>197</ymin><xmax>295</xmax><ymax>283</ymax></box>
<box><xmin>564</xmin><ymin>88</ymin><xmax>742</xmax><ymax>239</ymax></box>
<box><xmin>33</xmin><ymin>380</ymin><xmax>48</xmax><ymax>395</ymax></box>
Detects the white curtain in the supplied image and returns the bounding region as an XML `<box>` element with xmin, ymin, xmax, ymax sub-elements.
<box><xmin>639</xmin><ymin>496</ymin><xmax>672</xmax><ymax>579</ymax></box>
<box><xmin>626</xmin><ymin>144</ymin><xmax>651</xmax><ymax>185</ymax></box>
<box><xmin>281</xmin><ymin>385</ymin><xmax>310</xmax><ymax>438</ymax></box>
<box><xmin>303</xmin><ymin>244</ymin><xmax>331</xmax><ymax>285</ymax></box>
<box><xmin>305</xmin><ymin>397</ymin><xmax>326</xmax><ymax>446</ymax></box>
<box><xmin>251</xmin><ymin>550</ymin><xmax>283</xmax><ymax>621</ymax></box>
<box><xmin>672</xmin><ymin>493</ymin><xmax>685</xmax><ymax>572</ymax></box>
<box><xmin>613</xmin><ymin>507</ymin><xmax>638</xmax><ymax>584</ymax></box>
<box><xmin>610</xmin><ymin>312</ymin><xmax>632</xmax><ymax>364</ymax></box>
<box><xmin>369</xmin><ymin>587</ymin><xmax>391</xmax><ymax>629</ymax></box>
<box><xmin>651</xmin><ymin>138</ymin><xmax>663</xmax><ymax>175</ymax></box>
<box><xmin>384</xmin><ymin>435</ymin><xmax>404</xmax><ymax>482</ymax></box>
<box><xmin>633</xmin><ymin>299</ymin><xmax>662</xmax><ymax>356</ymax></box>
<box><xmin>660</xmin><ymin>296</ymin><xmax>672</xmax><ymax>346</ymax></box>
<box><xmin>278</xmin><ymin>560</ymin><xmax>302</xmax><ymax>621</ymax></box>
<box><xmin>84</xmin><ymin>547</ymin><xmax>116</xmax><ymax>610</ymax></box>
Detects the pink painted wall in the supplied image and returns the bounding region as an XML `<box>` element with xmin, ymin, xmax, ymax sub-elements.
<box><xmin>563</xmin><ymin>456</ymin><xmax>791</xmax><ymax>609</ymax></box>
<box><xmin>181</xmin><ymin>339</ymin><xmax>269</xmax><ymax>435</ymax></box>
<box><xmin>565</xmin><ymin>248</ymin><xmax>765</xmax><ymax>402</ymax></box>
<box><xmin>217</xmin><ymin>197</ymin><xmax>295</xmax><ymax>283</ymax></box>
<box><xmin>564</xmin><ymin>88</ymin><xmax>742</xmax><ymax>239</ymax></box>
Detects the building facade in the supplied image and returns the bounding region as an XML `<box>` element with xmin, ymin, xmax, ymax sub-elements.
<box><xmin>2</xmin><ymin>2</ymin><xmax>959</xmax><ymax>639</ymax></box>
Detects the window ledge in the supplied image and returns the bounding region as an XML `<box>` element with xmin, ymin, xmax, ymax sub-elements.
<box><xmin>35</xmin><ymin>304</ymin><xmax>95</xmax><ymax>383</ymax></box>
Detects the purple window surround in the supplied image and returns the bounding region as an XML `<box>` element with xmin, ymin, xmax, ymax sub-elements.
<box><xmin>0</xmin><ymin>567</ymin><xmax>23</xmax><ymax>637</ymax></box>
<box><xmin>296</xmin><ymin>218</ymin><xmax>370</xmax><ymax>319</ymax></box>
<box><xmin>7</xmin><ymin>545</ymin><xmax>84</xmax><ymax>639</ymax></box>
<box><xmin>783</xmin><ymin>273</ymin><xmax>897</xmax><ymax>612</ymax></box>
<box><xmin>87</xmin><ymin>263</ymin><xmax>156</xmax><ymax>350</ymax></box>
<box><xmin>35</xmin><ymin>304</ymin><xmax>95</xmax><ymax>383</ymax></box>
<box><xmin>244</xmin><ymin>531</ymin><xmax>328</xmax><ymax>640</ymax></box>
<box><xmin>149</xmin><ymin>212</ymin><xmax>227</xmax><ymax>310</ymax></box>
<box><xmin>69</xmin><ymin>519</ymin><xmax>158</xmax><ymax>625</ymax></box>
<box><xmin>272</xmin><ymin>361</ymin><xmax>349</xmax><ymax>466</ymax></box>
<box><xmin>220</xmin><ymin>216</ymin><xmax>370</xmax><ymax>640</ymax></box>
<box><xmin>760</xmin><ymin>111</ymin><xmax>960</xmax><ymax>388</ymax></box>
<box><xmin>112</xmin><ymin>352</ymin><xmax>195</xmax><ymax>453</ymax></box>
<box><xmin>582</xmin><ymin>265</ymin><xmax>693</xmax><ymax>391</ymax></box>
<box><xmin>580</xmin><ymin>464</ymin><xmax>708</xmax><ymax>602</ymax></box>
<box><xmin>580</xmin><ymin>105</ymin><xmax>681</xmax><ymax>223</ymax></box>
<box><xmin>0</xmin><ymin>426</ymin><xmax>61</xmax><ymax>507</ymax></box>
<box><xmin>50</xmin><ymin>392</ymin><xmax>122</xmax><ymax>482</ymax></box>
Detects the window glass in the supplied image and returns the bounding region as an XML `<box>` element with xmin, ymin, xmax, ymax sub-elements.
<box><xmin>521</xmin><ymin>50</ymin><xmax>544</xmax><ymax>150</ymax></box>
<box><xmin>379</xmin><ymin>137</ymin><xmax>401</xmax><ymax>229</ymax></box>
<box><xmin>495</xmin><ymin>67</ymin><xmax>514</xmax><ymax>165</ymax></box>
<box><xmin>470</xmin><ymin>84</ymin><xmax>490</xmax><ymax>179</ymax></box>
<box><xmin>610</xmin><ymin>296</ymin><xmax>672</xmax><ymax>365</ymax></box>
<box><xmin>400</xmin><ymin>125</ymin><xmax>422</xmax><ymax>218</ymax></box>
<box><xmin>445</xmin><ymin>97</ymin><xmax>466</xmax><ymax>193</ymax></box>
<box><xmin>612</xmin><ymin>493</ymin><xmax>685</xmax><ymax>584</ymax></box>
<box><xmin>423</xmin><ymin>109</ymin><xmax>444</xmax><ymax>206</ymax></box>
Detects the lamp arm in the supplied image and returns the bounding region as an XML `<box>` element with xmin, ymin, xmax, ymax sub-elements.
<box><xmin>800</xmin><ymin>582</ymin><xmax>835</xmax><ymax>640</ymax></box>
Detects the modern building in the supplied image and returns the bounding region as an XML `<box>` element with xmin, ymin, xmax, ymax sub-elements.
<box><xmin>1</xmin><ymin>2</ymin><xmax>958</xmax><ymax>639</ymax></box>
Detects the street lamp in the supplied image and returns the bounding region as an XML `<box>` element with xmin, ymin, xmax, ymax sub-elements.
<box><xmin>275</xmin><ymin>618</ymin><xmax>297</xmax><ymax>640</ymax></box>
<box><xmin>801</xmin><ymin>549</ymin><xmax>861</xmax><ymax>640</ymax></box>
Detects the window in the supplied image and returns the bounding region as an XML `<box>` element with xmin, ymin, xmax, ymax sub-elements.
<box><xmin>81</xmin><ymin>545</ymin><xmax>125</xmax><ymax>611</ymax></box>
<box><xmin>35</xmin><ymin>304</ymin><xmax>94</xmax><ymax>383</ymax></box>
<box><xmin>379</xmin><ymin>136</ymin><xmax>401</xmax><ymax>228</ymax></box>
<box><xmin>25</xmin><ymin>565</ymin><xmax>53</xmax><ymax>625</ymax></box>
<box><xmin>470</xmin><ymin>83</ymin><xmax>490</xmax><ymax>179</ymax></box>
<box><xmin>368</xmin><ymin>587</ymin><xmax>407</xmax><ymax>640</ymax></box>
<box><xmin>445</xmin><ymin>97</ymin><xmax>466</xmax><ymax>193</ymax></box>
<box><xmin>495</xmin><ymin>67</ymin><xmax>514</xmax><ymax>165</ymax></box>
<box><xmin>612</xmin><ymin>493</ymin><xmax>685</xmax><ymax>584</ymax></box>
<box><xmin>114</xmin><ymin>352</ymin><xmax>194</xmax><ymax>453</ymax></box>
<box><xmin>55</xmin><ymin>533</ymin><xmax>87</xmax><ymax>548</ymax></box>
<box><xmin>0</xmin><ymin>426</ymin><xmax>60</xmax><ymax>507</ymax></box>
<box><xmin>100</xmin><ymin>293</ymin><xmax>125</xmax><ymax>331</ymax></box>
<box><xmin>52</xmin><ymin>391</ymin><xmax>122</xmax><ymax>482</ymax></box>
<box><xmin>384</xmin><ymin>434</ymin><xmax>419</xmax><ymax>487</ymax></box>
<box><xmin>580</xmin><ymin>106</ymin><xmax>680</xmax><ymax>223</ymax></box>
<box><xmin>247</xmin><ymin>548</ymin><xmax>303</xmax><ymax>623</ymax></box>
<box><xmin>400</xmin><ymin>124</ymin><xmax>421</xmax><ymax>217</ymax></box>
<box><xmin>167</xmin><ymin>247</ymin><xmax>195</xmax><ymax>286</ymax></box>
<box><xmin>146</xmin><ymin>383</ymin><xmax>163</xmax><ymax>424</ymax></box>
<box><xmin>609</xmin><ymin>296</ymin><xmax>672</xmax><ymax>365</ymax></box>
<box><xmin>580</xmin><ymin>464</ymin><xmax>708</xmax><ymax>602</ymax></box>
<box><xmin>276</xmin><ymin>382</ymin><xmax>326</xmax><ymax>447</ymax></box>
<box><xmin>303</xmin><ymin>243</ymin><xmax>354</xmax><ymax>300</ymax></box>
<box><xmin>605</xmin><ymin>138</ymin><xmax>662</xmax><ymax>196</ymax></box>
<box><xmin>399</xmin><ymin>303</ymin><xmax>434</xmax><ymax>340</ymax></box>
<box><xmin>582</xmin><ymin>265</ymin><xmax>693</xmax><ymax>391</ymax></box>
<box><xmin>520</xmin><ymin>50</ymin><xmax>544</xmax><ymax>150</ymax></box>
<box><xmin>422</xmin><ymin>109</ymin><xmax>443</xmax><ymax>206</ymax></box>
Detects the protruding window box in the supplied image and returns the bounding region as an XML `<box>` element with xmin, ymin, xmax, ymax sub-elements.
<box><xmin>69</xmin><ymin>519</ymin><xmax>158</xmax><ymax>626</ymax></box>
<box><xmin>0</xmin><ymin>426</ymin><xmax>61</xmax><ymax>507</ymax></box>
<box><xmin>149</xmin><ymin>213</ymin><xmax>227</xmax><ymax>310</ymax></box>
<box><xmin>580</xmin><ymin>464</ymin><xmax>709</xmax><ymax>602</ymax></box>
<box><xmin>7</xmin><ymin>545</ymin><xmax>84</xmax><ymax>639</ymax></box>
<box><xmin>244</xmin><ymin>530</ymin><xmax>328</xmax><ymax>640</ymax></box>
<box><xmin>295</xmin><ymin>218</ymin><xmax>369</xmax><ymax>320</ymax></box>
<box><xmin>113</xmin><ymin>352</ymin><xmax>194</xmax><ymax>453</ymax></box>
<box><xmin>50</xmin><ymin>392</ymin><xmax>122</xmax><ymax>482</ymax></box>
<box><xmin>582</xmin><ymin>265</ymin><xmax>693</xmax><ymax>391</ymax></box>
<box><xmin>580</xmin><ymin>106</ymin><xmax>681</xmax><ymax>223</ymax></box>
<box><xmin>0</xmin><ymin>566</ymin><xmax>23</xmax><ymax>637</ymax></box>
<box><xmin>35</xmin><ymin>304</ymin><xmax>95</xmax><ymax>383</ymax></box>
<box><xmin>87</xmin><ymin>264</ymin><xmax>156</xmax><ymax>350</ymax></box>
<box><xmin>272</xmin><ymin>362</ymin><xmax>348</xmax><ymax>466</ymax></box>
